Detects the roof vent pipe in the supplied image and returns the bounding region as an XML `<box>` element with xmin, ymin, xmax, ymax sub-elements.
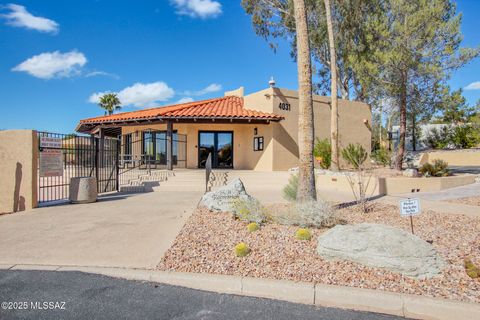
<box><xmin>269</xmin><ymin>76</ymin><xmax>276</xmax><ymax>88</ymax></box>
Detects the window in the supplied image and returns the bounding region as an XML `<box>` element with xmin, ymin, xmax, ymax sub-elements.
<box><xmin>254</xmin><ymin>136</ymin><xmax>264</xmax><ymax>151</ymax></box>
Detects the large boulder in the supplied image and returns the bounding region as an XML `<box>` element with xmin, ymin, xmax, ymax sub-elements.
<box><xmin>199</xmin><ymin>178</ymin><xmax>256</xmax><ymax>213</ymax></box>
<box><xmin>317</xmin><ymin>223</ymin><xmax>445</xmax><ymax>279</ymax></box>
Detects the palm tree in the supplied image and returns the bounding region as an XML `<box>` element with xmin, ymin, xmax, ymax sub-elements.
<box><xmin>293</xmin><ymin>0</ymin><xmax>316</xmax><ymax>202</ymax></box>
<box><xmin>324</xmin><ymin>0</ymin><xmax>339</xmax><ymax>171</ymax></box>
<box><xmin>98</xmin><ymin>93</ymin><xmax>121</xmax><ymax>115</ymax></box>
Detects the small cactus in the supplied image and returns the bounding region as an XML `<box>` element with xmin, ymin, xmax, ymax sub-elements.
<box><xmin>295</xmin><ymin>228</ymin><xmax>312</xmax><ymax>241</ymax></box>
<box><xmin>247</xmin><ymin>222</ymin><xmax>260</xmax><ymax>232</ymax></box>
<box><xmin>235</xmin><ymin>242</ymin><xmax>250</xmax><ymax>257</ymax></box>
<box><xmin>467</xmin><ymin>269</ymin><xmax>478</xmax><ymax>279</ymax></box>
<box><xmin>464</xmin><ymin>258</ymin><xmax>480</xmax><ymax>279</ymax></box>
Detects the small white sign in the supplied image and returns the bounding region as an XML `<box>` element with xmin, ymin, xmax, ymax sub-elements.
<box><xmin>40</xmin><ymin>136</ymin><xmax>62</xmax><ymax>149</ymax></box>
<box><xmin>400</xmin><ymin>198</ymin><xmax>421</xmax><ymax>216</ymax></box>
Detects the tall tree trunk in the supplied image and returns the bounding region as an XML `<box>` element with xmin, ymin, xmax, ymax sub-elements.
<box><xmin>411</xmin><ymin>112</ymin><xmax>416</xmax><ymax>151</ymax></box>
<box><xmin>395</xmin><ymin>80</ymin><xmax>407</xmax><ymax>170</ymax></box>
<box><xmin>378</xmin><ymin>104</ymin><xmax>383</xmax><ymax>147</ymax></box>
<box><xmin>324</xmin><ymin>0</ymin><xmax>339</xmax><ymax>171</ymax></box>
<box><xmin>293</xmin><ymin>0</ymin><xmax>316</xmax><ymax>202</ymax></box>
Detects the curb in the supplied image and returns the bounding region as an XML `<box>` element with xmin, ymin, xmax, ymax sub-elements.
<box><xmin>2</xmin><ymin>264</ymin><xmax>480</xmax><ymax>320</ymax></box>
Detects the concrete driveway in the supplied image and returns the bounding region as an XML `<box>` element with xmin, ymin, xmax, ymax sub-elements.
<box><xmin>0</xmin><ymin>188</ymin><xmax>203</xmax><ymax>269</ymax></box>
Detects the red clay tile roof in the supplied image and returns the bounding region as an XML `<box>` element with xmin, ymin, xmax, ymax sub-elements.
<box><xmin>79</xmin><ymin>96</ymin><xmax>283</xmax><ymax>125</ymax></box>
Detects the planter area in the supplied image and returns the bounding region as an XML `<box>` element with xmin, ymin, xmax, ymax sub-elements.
<box><xmin>315</xmin><ymin>169</ymin><xmax>477</xmax><ymax>195</ymax></box>
<box><xmin>158</xmin><ymin>203</ymin><xmax>480</xmax><ymax>304</ymax></box>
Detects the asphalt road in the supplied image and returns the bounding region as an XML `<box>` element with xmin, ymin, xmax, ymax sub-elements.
<box><xmin>0</xmin><ymin>270</ymin><xmax>407</xmax><ymax>320</ymax></box>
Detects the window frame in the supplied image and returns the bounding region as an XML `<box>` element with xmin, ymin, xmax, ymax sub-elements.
<box><xmin>253</xmin><ymin>136</ymin><xmax>264</xmax><ymax>151</ymax></box>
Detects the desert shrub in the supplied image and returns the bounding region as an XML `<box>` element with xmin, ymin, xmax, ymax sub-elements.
<box><xmin>295</xmin><ymin>228</ymin><xmax>312</xmax><ymax>240</ymax></box>
<box><xmin>423</xmin><ymin>126</ymin><xmax>451</xmax><ymax>149</ymax></box>
<box><xmin>235</xmin><ymin>242</ymin><xmax>250</xmax><ymax>257</ymax></box>
<box><xmin>268</xmin><ymin>200</ymin><xmax>337</xmax><ymax>228</ymax></box>
<box><xmin>282</xmin><ymin>174</ymin><xmax>298</xmax><ymax>202</ymax></box>
<box><xmin>419</xmin><ymin>159</ymin><xmax>450</xmax><ymax>177</ymax></box>
<box><xmin>345</xmin><ymin>169</ymin><xmax>378</xmax><ymax>213</ymax></box>
<box><xmin>464</xmin><ymin>258</ymin><xmax>479</xmax><ymax>279</ymax></box>
<box><xmin>314</xmin><ymin>138</ymin><xmax>331</xmax><ymax>169</ymax></box>
<box><xmin>450</xmin><ymin>124</ymin><xmax>480</xmax><ymax>148</ymax></box>
<box><xmin>231</xmin><ymin>198</ymin><xmax>266</xmax><ymax>224</ymax></box>
<box><xmin>247</xmin><ymin>222</ymin><xmax>260</xmax><ymax>232</ymax></box>
<box><xmin>423</xmin><ymin>124</ymin><xmax>480</xmax><ymax>149</ymax></box>
<box><xmin>371</xmin><ymin>147</ymin><xmax>391</xmax><ymax>167</ymax></box>
<box><xmin>341</xmin><ymin>143</ymin><xmax>368</xmax><ymax>169</ymax></box>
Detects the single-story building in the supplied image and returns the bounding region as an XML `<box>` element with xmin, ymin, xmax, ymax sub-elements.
<box><xmin>76</xmin><ymin>86</ymin><xmax>371</xmax><ymax>170</ymax></box>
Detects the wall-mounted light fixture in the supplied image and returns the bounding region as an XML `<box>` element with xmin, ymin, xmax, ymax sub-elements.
<box><xmin>254</xmin><ymin>127</ymin><xmax>258</xmax><ymax>135</ymax></box>
<box><xmin>363</xmin><ymin>119</ymin><xmax>372</xmax><ymax>131</ymax></box>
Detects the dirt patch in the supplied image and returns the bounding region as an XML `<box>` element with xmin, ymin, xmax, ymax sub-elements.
<box><xmin>158</xmin><ymin>203</ymin><xmax>480</xmax><ymax>303</ymax></box>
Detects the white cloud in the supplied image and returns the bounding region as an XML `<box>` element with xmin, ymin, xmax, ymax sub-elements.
<box><xmin>176</xmin><ymin>97</ymin><xmax>194</xmax><ymax>104</ymax></box>
<box><xmin>171</xmin><ymin>0</ymin><xmax>222</xmax><ymax>19</ymax></box>
<box><xmin>89</xmin><ymin>82</ymin><xmax>175</xmax><ymax>108</ymax></box>
<box><xmin>1</xmin><ymin>4</ymin><xmax>59</xmax><ymax>33</ymax></box>
<box><xmin>464</xmin><ymin>81</ymin><xmax>480</xmax><ymax>90</ymax></box>
<box><xmin>183</xmin><ymin>83</ymin><xmax>222</xmax><ymax>96</ymax></box>
<box><xmin>85</xmin><ymin>71</ymin><xmax>119</xmax><ymax>79</ymax></box>
<box><xmin>12</xmin><ymin>50</ymin><xmax>87</xmax><ymax>79</ymax></box>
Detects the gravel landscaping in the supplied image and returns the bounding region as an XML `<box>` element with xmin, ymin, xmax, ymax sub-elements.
<box><xmin>158</xmin><ymin>203</ymin><xmax>480</xmax><ymax>303</ymax></box>
<box><xmin>446</xmin><ymin>196</ymin><xmax>480</xmax><ymax>206</ymax></box>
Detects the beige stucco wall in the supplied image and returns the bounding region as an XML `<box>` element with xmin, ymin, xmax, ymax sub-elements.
<box><xmin>381</xmin><ymin>175</ymin><xmax>476</xmax><ymax>194</ymax></box>
<box><xmin>119</xmin><ymin>87</ymin><xmax>371</xmax><ymax>171</ymax></box>
<box><xmin>315</xmin><ymin>173</ymin><xmax>475</xmax><ymax>195</ymax></box>
<box><xmin>121</xmin><ymin>123</ymin><xmax>273</xmax><ymax>170</ymax></box>
<box><xmin>422</xmin><ymin>151</ymin><xmax>480</xmax><ymax>166</ymax></box>
<box><xmin>0</xmin><ymin>130</ymin><xmax>38</xmax><ymax>213</ymax></box>
<box><xmin>245</xmin><ymin>87</ymin><xmax>372</xmax><ymax>170</ymax></box>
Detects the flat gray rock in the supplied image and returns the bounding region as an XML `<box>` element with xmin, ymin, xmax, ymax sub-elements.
<box><xmin>317</xmin><ymin>223</ymin><xmax>445</xmax><ymax>279</ymax></box>
<box><xmin>199</xmin><ymin>178</ymin><xmax>255</xmax><ymax>213</ymax></box>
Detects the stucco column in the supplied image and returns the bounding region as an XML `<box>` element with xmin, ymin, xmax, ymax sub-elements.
<box><xmin>166</xmin><ymin>121</ymin><xmax>173</xmax><ymax>170</ymax></box>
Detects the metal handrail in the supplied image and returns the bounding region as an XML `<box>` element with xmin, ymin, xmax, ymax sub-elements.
<box><xmin>205</xmin><ymin>153</ymin><xmax>212</xmax><ymax>192</ymax></box>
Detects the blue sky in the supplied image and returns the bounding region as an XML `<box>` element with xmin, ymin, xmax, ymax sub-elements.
<box><xmin>0</xmin><ymin>0</ymin><xmax>479</xmax><ymax>133</ymax></box>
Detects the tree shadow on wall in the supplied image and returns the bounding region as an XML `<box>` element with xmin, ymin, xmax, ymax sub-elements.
<box><xmin>13</xmin><ymin>162</ymin><xmax>25</xmax><ymax>212</ymax></box>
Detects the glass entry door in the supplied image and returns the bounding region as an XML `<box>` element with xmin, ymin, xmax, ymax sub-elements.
<box><xmin>198</xmin><ymin>131</ymin><xmax>233</xmax><ymax>168</ymax></box>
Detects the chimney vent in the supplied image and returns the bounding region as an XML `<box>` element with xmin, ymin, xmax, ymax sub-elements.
<box><xmin>268</xmin><ymin>76</ymin><xmax>276</xmax><ymax>88</ymax></box>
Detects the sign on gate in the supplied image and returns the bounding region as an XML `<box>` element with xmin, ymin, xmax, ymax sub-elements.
<box><xmin>39</xmin><ymin>136</ymin><xmax>63</xmax><ymax>177</ymax></box>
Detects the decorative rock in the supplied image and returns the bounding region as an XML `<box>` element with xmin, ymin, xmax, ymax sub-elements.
<box><xmin>69</xmin><ymin>177</ymin><xmax>97</xmax><ymax>204</ymax></box>
<box><xmin>317</xmin><ymin>223</ymin><xmax>445</xmax><ymax>279</ymax></box>
<box><xmin>403</xmin><ymin>168</ymin><xmax>419</xmax><ymax>178</ymax></box>
<box><xmin>199</xmin><ymin>178</ymin><xmax>256</xmax><ymax>213</ymax></box>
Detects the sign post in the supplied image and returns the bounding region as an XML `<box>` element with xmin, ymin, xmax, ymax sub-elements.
<box><xmin>399</xmin><ymin>198</ymin><xmax>421</xmax><ymax>235</ymax></box>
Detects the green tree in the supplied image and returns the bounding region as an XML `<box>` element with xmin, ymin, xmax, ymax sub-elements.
<box><xmin>438</xmin><ymin>88</ymin><xmax>474</xmax><ymax>124</ymax></box>
<box><xmin>242</xmin><ymin>0</ymin><xmax>316</xmax><ymax>202</ymax></box>
<box><xmin>98</xmin><ymin>93</ymin><xmax>122</xmax><ymax>116</ymax></box>
<box><xmin>358</xmin><ymin>0</ymin><xmax>479</xmax><ymax>169</ymax></box>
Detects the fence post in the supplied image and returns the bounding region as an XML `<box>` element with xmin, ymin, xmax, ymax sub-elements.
<box><xmin>205</xmin><ymin>152</ymin><xmax>212</xmax><ymax>192</ymax></box>
<box><xmin>166</xmin><ymin>121</ymin><xmax>173</xmax><ymax>170</ymax></box>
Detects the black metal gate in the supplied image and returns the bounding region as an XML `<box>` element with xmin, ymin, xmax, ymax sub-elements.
<box><xmin>37</xmin><ymin>132</ymin><xmax>119</xmax><ymax>204</ymax></box>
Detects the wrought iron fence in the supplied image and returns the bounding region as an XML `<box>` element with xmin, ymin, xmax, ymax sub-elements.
<box><xmin>37</xmin><ymin>132</ymin><xmax>119</xmax><ymax>204</ymax></box>
<box><xmin>118</xmin><ymin>131</ymin><xmax>187</xmax><ymax>185</ymax></box>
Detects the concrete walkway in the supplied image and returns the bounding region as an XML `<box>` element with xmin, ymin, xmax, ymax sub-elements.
<box><xmin>0</xmin><ymin>174</ymin><xmax>205</xmax><ymax>269</ymax></box>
